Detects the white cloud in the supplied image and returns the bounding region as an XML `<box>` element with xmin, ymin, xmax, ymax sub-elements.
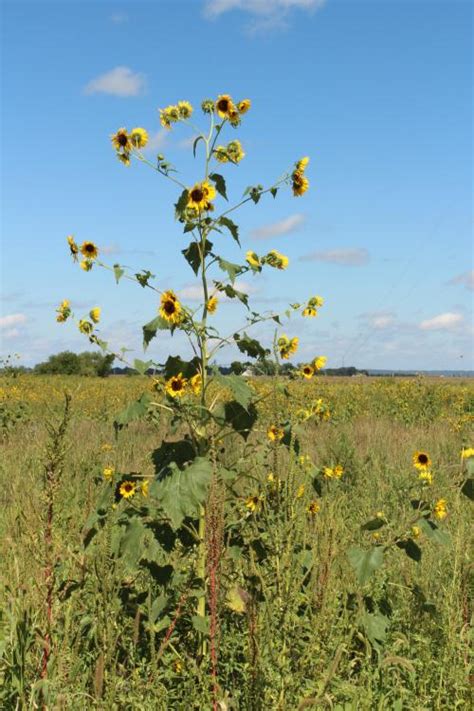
<box><xmin>3</xmin><ymin>329</ymin><xmax>21</xmax><ymax>340</ymax></box>
<box><xmin>110</xmin><ymin>12</ymin><xmax>128</xmax><ymax>24</ymax></box>
<box><xmin>300</xmin><ymin>248</ymin><xmax>370</xmax><ymax>266</ymax></box>
<box><xmin>0</xmin><ymin>313</ymin><xmax>27</xmax><ymax>329</ymax></box>
<box><xmin>203</xmin><ymin>0</ymin><xmax>326</xmax><ymax>33</ymax></box>
<box><xmin>419</xmin><ymin>312</ymin><xmax>464</xmax><ymax>331</ymax></box>
<box><xmin>250</xmin><ymin>213</ymin><xmax>305</xmax><ymax>240</ymax></box>
<box><xmin>448</xmin><ymin>270</ymin><xmax>474</xmax><ymax>291</ymax></box>
<box><xmin>144</xmin><ymin>129</ymin><xmax>169</xmax><ymax>153</ymax></box>
<box><xmin>360</xmin><ymin>311</ymin><xmax>396</xmax><ymax>329</ymax></box>
<box><xmin>84</xmin><ymin>66</ymin><xmax>146</xmax><ymax>97</ymax></box>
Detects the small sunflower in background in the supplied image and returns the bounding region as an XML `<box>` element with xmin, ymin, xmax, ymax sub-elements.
<box><xmin>186</xmin><ymin>181</ymin><xmax>216</xmax><ymax>211</ymax></box>
<box><xmin>307</xmin><ymin>500</ymin><xmax>320</xmax><ymax>515</ymax></box>
<box><xmin>129</xmin><ymin>127</ymin><xmax>149</xmax><ymax>149</ymax></box>
<box><xmin>412</xmin><ymin>451</ymin><xmax>431</xmax><ymax>471</ymax></box>
<box><xmin>177</xmin><ymin>101</ymin><xmax>193</xmax><ymax>119</ymax></box>
<box><xmin>238</xmin><ymin>98</ymin><xmax>251</xmax><ymax>114</ymax></box>
<box><xmin>433</xmin><ymin>498</ymin><xmax>447</xmax><ymax>520</ymax></box>
<box><xmin>159</xmin><ymin>290</ymin><xmax>182</xmax><ymax>324</ymax></box>
<box><xmin>215</xmin><ymin>94</ymin><xmax>235</xmax><ymax>119</ymax></box>
<box><xmin>190</xmin><ymin>373</ymin><xmax>202</xmax><ymax>395</ymax></box>
<box><xmin>206</xmin><ymin>296</ymin><xmax>218</xmax><ymax>314</ymax></box>
<box><xmin>119</xmin><ymin>480</ymin><xmax>136</xmax><ymax>499</ymax></box>
<box><xmin>245</xmin><ymin>494</ymin><xmax>263</xmax><ymax>513</ymax></box>
<box><xmin>80</xmin><ymin>241</ymin><xmax>99</xmax><ymax>260</ymax></box>
<box><xmin>111</xmin><ymin>128</ymin><xmax>131</xmax><ymax>153</ymax></box>
<box><xmin>267</xmin><ymin>425</ymin><xmax>284</xmax><ymax>442</ymax></box>
<box><xmin>246</xmin><ymin>251</ymin><xmax>261</xmax><ymax>269</ymax></box>
<box><xmin>301</xmin><ymin>364</ymin><xmax>314</xmax><ymax>379</ymax></box>
<box><xmin>165</xmin><ymin>373</ymin><xmax>187</xmax><ymax>398</ymax></box>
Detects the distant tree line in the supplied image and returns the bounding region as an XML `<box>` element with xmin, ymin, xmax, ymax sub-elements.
<box><xmin>34</xmin><ymin>351</ymin><xmax>115</xmax><ymax>377</ymax></box>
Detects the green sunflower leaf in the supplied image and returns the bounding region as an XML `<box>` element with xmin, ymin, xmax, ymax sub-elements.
<box><xmin>143</xmin><ymin>316</ymin><xmax>170</xmax><ymax>349</ymax></box>
<box><xmin>113</xmin><ymin>264</ymin><xmax>124</xmax><ymax>283</ymax></box>
<box><xmin>347</xmin><ymin>546</ymin><xmax>385</xmax><ymax>585</ymax></box>
<box><xmin>213</xmin><ymin>373</ymin><xmax>253</xmax><ymax>410</ymax></box>
<box><xmin>193</xmin><ymin>135</ymin><xmax>205</xmax><ymax>157</ymax></box>
<box><xmin>218</xmin><ymin>216</ymin><xmax>240</xmax><ymax>244</ymax></box>
<box><xmin>217</xmin><ymin>257</ymin><xmax>242</xmax><ymax>284</ymax></box>
<box><xmin>151</xmin><ymin>457</ymin><xmax>213</xmax><ymax>529</ymax></box>
<box><xmin>209</xmin><ymin>172</ymin><xmax>228</xmax><ymax>200</ymax></box>
<box><xmin>182</xmin><ymin>240</ymin><xmax>213</xmax><ymax>275</ymax></box>
<box><xmin>114</xmin><ymin>392</ymin><xmax>152</xmax><ymax>432</ymax></box>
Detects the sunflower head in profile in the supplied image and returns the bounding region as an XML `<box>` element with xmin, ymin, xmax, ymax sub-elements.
<box><xmin>190</xmin><ymin>373</ymin><xmax>202</xmax><ymax>395</ymax></box>
<box><xmin>238</xmin><ymin>99</ymin><xmax>251</xmax><ymax>114</ymax></box>
<box><xmin>303</xmin><ymin>307</ymin><xmax>317</xmax><ymax>318</ymax></box>
<box><xmin>165</xmin><ymin>373</ymin><xmax>187</xmax><ymax>398</ymax></box>
<box><xmin>80</xmin><ymin>241</ymin><xmax>99</xmax><ymax>260</ymax></box>
<box><xmin>412</xmin><ymin>451</ymin><xmax>431</xmax><ymax>471</ymax></box>
<box><xmin>187</xmin><ymin>181</ymin><xmax>216</xmax><ymax>211</ymax></box>
<box><xmin>313</xmin><ymin>356</ymin><xmax>327</xmax><ymax>371</ymax></box>
<box><xmin>129</xmin><ymin>127</ymin><xmax>149</xmax><ymax>149</ymax></box>
<box><xmin>177</xmin><ymin>100</ymin><xmax>193</xmax><ymax>119</ymax></box>
<box><xmin>302</xmin><ymin>364</ymin><xmax>314</xmax><ymax>380</ymax></box>
<box><xmin>267</xmin><ymin>425</ymin><xmax>284</xmax><ymax>442</ymax></box>
<box><xmin>206</xmin><ymin>296</ymin><xmax>218</xmax><ymax>314</ymax></box>
<box><xmin>78</xmin><ymin>319</ymin><xmax>93</xmax><ymax>335</ymax></box>
<box><xmin>67</xmin><ymin>235</ymin><xmax>79</xmax><ymax>259</ymax></box>
<box><xmin>246</xmin><ymin>251</ymin><xmax>261</xmax><ymax>270</ymax></box>
<box><xmin>307</xmin><ymin>500</ymin><xmax>320</xmax><ymax>515</ymax></box>
<box><xmin>215</xmin><ymin>94</ymin><xmax>235</xmax><ymax>119</ymax></box>
<box><xmin>245</xmin><ymin>495</ymin><xmax>263</xmax><ymax>513</ymax></box>
<box><xmin>227</xmin><ymin>140</ymin><xmax>245</xmax><ymax>163</ymax></box>
<box><xmin>118</xmin><ymin>480</ymin><xmax>136</xmax><ymax>499</ymax></box>
<box><xmin>292</xmin><ymin>170</ymin><xmax>309</xmax><ymax>197</ymax></box>
<box><xmin>159</xmin><ymin>290</ymin><xmax>182</xmax><ymax>324</ymax></box>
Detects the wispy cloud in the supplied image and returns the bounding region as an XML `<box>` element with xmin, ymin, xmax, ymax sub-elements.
<box><xmin>419</xmin><ymin>312</ymin><xmax>464</xmax><ymax>331</ymax></box>
<box><xmin>203</xmin><ymin>0</ymin><xmax>326</xmax><ymax>33</ymax></box>
<box><xmin>110</xmin><ymin>12</ymin><xmax>128</xmax><ymax>24</ymax></box>
<box><xmin>448</xmin><ymin>269</ymin><xmax>474</xmax><ymax>291</ymax></box>
<box><xmin>84</xmin><ymin>66</ymin><xmax>146</xmax><ymax>97</ymax></box>
<box><xmin>144</xmin><ymin>129</ymin><xmax>169</xmax><ymax>153</ymax></box>
<box><xmin>359</xmin><ymin>311</ymin><xmax>396</xmax><ymax>329</ymax></box>
<box><xmin>0</xmin><ymin>313</ymin><xmax>27</xmax><ymax>329</ymax></box>
<box><xmin>250</xmin><ymin>213</ymin><xmax>305</xmax><ymax>240</ymax></box>
<box><xmin>299</xmin><ymin>248</ymin><xmax>370</xmax><ymax>266</ymax></box>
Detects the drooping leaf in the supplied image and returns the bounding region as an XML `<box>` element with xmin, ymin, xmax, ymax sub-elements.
<box><xmin>213</xmin><ymin>374</ymin><xmax>253</xmax><ymax>410</ymax></box>
<box><xmin>114</xmin><ymin>392</ymin><xmax>152</xmax><ymax>431</ymax></box>
<box><xmin>415</xmin><ymin>517</ymin><xmax>450</xmax><ymax>545</ymax></box>
<box><xmin>217</xmin><ymin>257</ymin><xmax>242</xmax><ymax>284</ymax></box>
<box><xmin>151</xmin><ymin>439</ymin><xmax>195</xmax><ymax>473</ymax></box>
<box><xmin>209</xmin><ymin>172</ymin><xmax>228</xmax><ymax>201</ymax></box>
<box><xmin>163</xmin><ymin>355</ymin><xmax>200</xmax><ymax>379</ymax></box>
<box><xmin>234</xmin><ymin>333</ymin><xmax>269</xmax><ymax>360</ymax></box>
<box><xmin>222</xmin><ymin>401</ymin><xmax>258</xmax><ymax>440</ymax></box>
<box><xmin>214</xmin><ymin>281</ymin><xmax>249</xmax><ymax>307</ymax></box>
<box><xmin>396</xmin><ymin>538</ymin><xmax>422</xmax><ymax>562</ymax></box>
<box><xmin>193</xmin><ymin>135</ymin><xmax>204</xmax><ymax>157</ymax></box>
<box><xmin>113</xmin><ymin>264</ymin><xmax>124</xmax><ymax>283</ymax></box>
<box><xmin>133</xmin><ymin>359</ymin><xmax>153</xmax><ymax>375</ymax></box>
<box><xmin>182</xmin><ymin>240</ymin><xmax>213</xmax><ymax>276</ymax></box>
<box><xmin>218</xmin><ymin>216</ymin><xmax>240</xmax><ymax>244</ymax></box>
<box><xmin>143</xmin><ymin>316</ymin><xmax>170</xmax><ymax>349</ymax></box>
<box><xmin>347</xmin><ymin>546</ymin><xmax>385</xmax><ymax>585</ymax></box>
<box><xmin>174</xmin><ymin>189</ymin><xmax>189</xmax><ymax>219</ymax></box>
<box><xmin>460</xmin><ymin>477</ymin><xmax>474</xmax><ymax>500</ymax></box>
<box><xmin>135</xmin><ymin>270</ymin><xmax>154</xmax><ymax>288</ymax></box>
<box><xmin>151</xmin><ymin>457</ymin><xmax>213</xmax><ymax>529</ymax></box>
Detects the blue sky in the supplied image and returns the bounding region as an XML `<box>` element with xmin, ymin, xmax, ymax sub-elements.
<box><xmin>1</xmin><ymin>0</ymin><xmax>472</xmax><ymax>370</ymax></box>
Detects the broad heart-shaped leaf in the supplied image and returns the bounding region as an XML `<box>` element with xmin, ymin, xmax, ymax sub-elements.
<box><xmin>151</xmin><ymin>439</ymin><xmax>195</xmax><ymax>473</ymax></box>
<box><xmin>182</xmin><ymin>240</ymin><xmax>213</xmax><ymax>276</ymax></box>
<box><xmin>213</xmin><ymin>374</ymin><xmax>253</xmax><ymax>410</ymax></box>
<box><xmin>163</xmin><ymin>355</ymin><xmax>200</xmax><ymax>379</ymax></box>
<box><xmin>217</xmin><ymin>257</ymin><xmax>242</xmax><ymax>284</ymax></box>
<box><xmin>151</xmin><ymin>457</ymin><xmax>213</xmax><ymax>529</ymax></box>
<box><xmin>119</xmin><ymin>517</ymin><xmax>147</xmax><ymax>568</ymax></box>
<box><xmin>396</xmin><ymin>538</ymin><xmax>422</xmax><ymax>562</ymax></box>
<box><xmin>218</xmin><ymin>216</ymin><xmax>240</xmax><ymax>245</ymax></box>
<box><xmin>214</xmin><ymin>281</ymin><xmax>249</xmax><ymax>308</ymax></box>
<box><xmin>347</xmin><ymin>546</ymin><xmax>384</xmax><ymax>585</ymax></box>
<box><xmin>234</xmin><ymin>332</ymin><xmax>269</xmax><ymax>360</ymax></box>
<box><xmin>361</xmin><ymin>611</ymin><xmax>389</xmax><ymax>649</ymax></box>
<box><xmin>209</xmin><ymin>172</ymin><xmax>228</xmax><ymax>200</ymax></box>
<box><xmin>113</xmin><ymin>264</ymin><xmax>124</xmax><ymax>283</ymax></box>
<box><xmin>114</xmin><ymin>392</ymin><xmax>152</xmax><ymax>431</ymax></box>
<box><xmin>133</xmin><ymin>359</ymin><xmax>153</xmax><ymax>375</ymax></box>
<box><xmin>415</xmin><ymin>517</ymin><xmax>450</xmax><ymax>545</ymax></box>
<box><xmin>460</xmin><ymin>477</ymin><xmax>474</xmax><ymax>501</ymax></box>
<box><xmin>222</xmin><ymin>401</ymin><xmax>258</xmax><ymax>440</ymax></box>
<box><xmin>143</xmin><ymin>316</ymin><xmax>170</xmax><ymax>349</ymax></box>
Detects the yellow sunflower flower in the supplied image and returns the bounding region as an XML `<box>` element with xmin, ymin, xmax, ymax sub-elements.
<box><xmin>433</xmin><ymin>498</ymin><xmax>447</xmax><ymax>520</ymax></box>
<box><xmin>301</xmin><ymin>364</ymin><xmax>314</xmax><ymax>379</ymax></box>
<box><xmin>206</xmin><ymin>296</ymin><xmax>218</xmax><ymax>314</ymax></box>
<box><xmin>264</xmin><ymin>250</ymin><xmax>289</xmax><ymax>270</ymax></box>
<box><xmin>461</xmin><ymin>447</ymin><xmax>474</xmax><ymax>459</ymax></box>
<box><xmin>323</xmin><ymin>467</ymin><xmax>334</xmax><ymax>479</ymax></box>
<box><xmin>302</xmin><ymin>307</ymin><xmax>318</xmax><ymax>317</ymax></box>
<box><xmin>411</xmin><ymin>525</ymin><xmax>421</xmax><ymax>539</ymax></box>
<box><xmin>129</xmin><ymin>127</ymin><xmax>149</xmax><ymax>149</ymax></box>
<box><xmin>67</xmin><ymin>235</ymin><xmax>79</xmax><ymax>259</ymax></box>
<box><xmin>292</xmin><ymin>170</ymin><xmax>309</xmax><ymax>197</ymax></box>
<box><xmin>111</xmin><ymin>128</ymin><xmax>131</xmax><ymax>152</ymax></box>
<box><xmin>309</xmin><ymin>295</ymin><xmax>324</xmax><ymax>308</ymax></box>
<box><xmin>117</xmin><ymin>152</ymin><xmax>131</xmax><ymax>166</ymax></box>
<box><xmin>238</xmin><ymin>98</ymin><xmax>251</xmax><ymax>114</ymax></box>
<box><xmin>159</xmin><ymin>105</ymin><xmax>179</xmax><ymax>129</ymax></box>
<box><xmin>333</xmin><ymin>465</ymin><xmax>344</xmax><ymax>479</ymax></box>
<box><xmin>159</xmin><ymin>290</ymin><xmax>183</xmax><ymax>324</ymax></box>
<box><xmin>56</xmin><ymin>299</ymin><xmax>71</xmax><ymax>323</ymax></box>
<box><xmin>190</xmin><ymin>373</ymin><xmax>202</xmax><ymax>395</ymax></box>
<box><xmin>89</xmin><ymin>307</ymin><xmax>101</xmax><ymax>323</ymax></box>
<box><xmin>307</xmin><ymin>500</ymin><xmax>320</xmax><ymax>515</ymax></box>
<box><xmin>177</xmin><ymin>100</ymin><xmax>193</xmax><ymax>119</ymax></box>
<box><xmin>119</xmin><ymin>480</ymin><xmax>136</xmax><ymax>499</ymax></box>
<box><xmin>187</xmin><ymin>181</ymin><xmax>216</xmax><ymax>211</ymax></box>
<box><xmin>419</xmin><ymin>470</ymin><xmax>433</xmax><ymax>485</ymax></box>
<box><xmin>78</xmin><ymin>319</ymin><xmax>93</xmax><ymax>335</ymax></box>
<box><xmin>412</xmin><ymin>451</ymin><xmax>431</xmax><ymax>471</ymax></box>
<box><xmin>80</xmin><ymin>259</ymin><xmax>93</xmax><ymax>271</ymax></box>
<box><xmin>296</xmin><ymin>156</ymin><xmax>310</xmax><ymax>172</ymax></box>
<box><xmin>245</xmin><ymin>494</ymin><xmax>263</xmax><ymax>513</ymax></box>
<box><xmin>165</xmin><ymin>373</ymin><xmax>187</xmax><ymax>398</ymax></box>
<box><xmin>215</xmin><ymin>94</ymin><xmax>235</xmax><ymax>119</ymax></box>
<box><xmin>227</xmin><ymin>140</ymin><xmax>245</xmax><ymax>163</ymax></box>
<box><xmin>313</xmin><ymin>356</ymin><xmax>327</xmax><ymax>371</ymax></box>
<box><xmin>246</xmin><ymin>251</ymin><xmax>261</xmax><ymax>269</ymax></box>
<box><xmin>296</xmin><ymin>484</ymin><xmax>305</xmax><ymax>498</ymax></box>
<box><xmin>214</xmin><ymin>146</ymin><xmax>229</xmax><ymax>163</ymax></box>
<box><xmin>103</xmin><ymin>466</ymin><xmax>114</xmax><ymax>482</ymax></box>
<box><xmin>141</xmin><ymin>479</ymin><xmax>149</xmax><ymax>497</ymax></box>
<box><xmin>80</xmin><ymin>241</ymin><xmax>99</xmax><ymax>260</ymax></box>
<box><xmin>267</xmin><ymin>425</ymin><xmax>284</xmax><ymax>442</ymax></box>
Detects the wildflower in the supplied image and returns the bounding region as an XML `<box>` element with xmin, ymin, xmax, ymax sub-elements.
<box><xmin>103</xmin><ymin>466</ymin><xmax>114</xmax><ymax>482</ymax></box>
<box><xmin>296</xmin><ymin>484</ymin><xmax>305</xmax><ymax>498</ymax></box>
<box><xmin>101</xmin><ymin>443</ymin><xmax>113</xmax><ymax>452</ymax></box>
<box><xmin>296</xmin><ymin>156</ymin><xmax>310</xmax><ymax>172</ymax></box>
<box><xmin>419</xmin><ymin>470</ymin><xmax>433</xmax><ymax>485</ymax></box>
<box><xmin>292</xmin><ymin>171</ymin><xmax>309</xmax><ymax>197</ymax></box>
<box><xmin>111</xmin><ymin>128</ymin><xmax>131</xmax><ymax>153</ymax></box>
<box><xmin>278</xmin><ymin>335</ymin><xmax>298</xmax><ymax>360</ymax></box>
<box><xmin>375</xmin><ymin>511</ymin><xmax>385</xmax><ymax>519</ymax></box>
<box><xmin>119</xmin><ymin>480</ymin><xmax>136</xmax><ymax>499</ymax></box>
<box><xmin>246</xmin><ymin>251</ymin><xmax>261</xmax><ymax>269</ymax></box>
<box><xmin>173</xmin><ymin>659</ymin><xmax>184</xmax><ymax>674</ymax></box>
<box><xmin>245</xmin><ymin>495</ymin><xmax>263</xmax><ymax>513</ymax></box>
<box><xmin>201</xmin><ymin>99</ymin><xmax>215</xmax><ymax>114</ymax></box>
<box><xmin>227</xmin><ymin>140</ymin><xmax>245</xmax><ymax>163</ymax></box>
<box><xmin>187</xmin><ymin>181</ymin><xmax>216</xmax><ymax>211</ymax></box>
<box><xmin>302</xmin><ymin>307</ymin><xmax>317</xmax><ymax>317</ymax></box>
<box><xmin>313</xmin><ymin>356</ymin><xmax>327</xmax><ymax>371</ymax></box>
<box><xmin>412</xmin><ymin>451</ymin><xmax>431</xmax><ymax>471</ymax></box>
<box><xmin>238</xmin><ymin>98</ymin><xmax>251</xmax><ymax>114</ymax></box>
<box><xmin>129</xmin><ymin>127</ymin><xmax>149</xmax><ymax>149</ymax></box>
<box><xmin>333</xmin><ymin>465</ymin><xmax>344</xmax><ymax>479</ymax></box>
<box><xmin>141</xmin><ymin>479</ymin><xmax>149</xmax><ymax>497</ymax></box>
<box><xmin>264</xmin><ymin>250</ymin><xmax>289</xmax><ymax>270</ymax></box>
<box><xmin>301</xmin><ymin>364</ymin><xmax>314</xmax><ymax>379</ymax></box>
<box><xmin>117</xmin><ymin>152</ymin><xmax>131</xmax><ymax>166</ymax></box>
<box><xmin>307</xmin><ymin>500</ymin><xmax>320</xmax><ymax>515</ymax></box>
<box><xmin>206</xmin><ymin>296</ymin><xmax>218</xmax><ymax>314</ymax></box>
<box><xmin>299</xmin><ymin>454</ymin><xmax>313</xmax><ymax>470</ymax></box>
<box><xmin>177</xmin><ymin>100</ymin><xmax>193</xmax><ymax>119</ymax></box>
<box><xmin>433</xmin><ymin>498</ymin><xmax>447</xmax><ymax>520</ymax></box>
<box><xmin>228</xmin><ymin>108</ymin><xmax>241</xmax><ymax>127</ymax></box>
<box><xmin>159</xmin><ymin>105</ymin><xmax>179</xmax><ymax>129</ymax></box>
<box><xmin>89</xmin><ymin>307</ymin><xmax>101</xmax><ymax>323</ymax></box>
<box><xmin>190</xmin><ymin>373</ymin><xmax>202</xmax><ymax>395</ymax></box>
<box><xmin>80</xmin><ymin>241</ymin><xmax>99</xmax><ymax>260</ymax></box>
<box><xmin>411</xmin><ymin>525</ymin><xmax>421</xmax><ymax>539</ymax></box>
<box><xmin>165</xmin><ymin>373</ymin><xmax>187</xmax><ymax>398</ymax></box>
<box><xmin>215</xmin><ymin>94</ymin><xmax>235</xmax><ymax>119</ymax></box>
<box><xmin>309</xmin><ymin>295</ymin><xmax>324</xmax><ymax>308</ymax></box>
<box><xmin>80</xmin><ymin>259</ymin><xmax>93</xmax><ymax>271</ymax></box>
<box><xmin>214</xmin><ymin>146</ymin><xmax>229</xmax><ymax>163</ymax></box>
<box><xmin>267</xmin><ymin>425</ymin><xmax>284</xmax><ymax>442</ymax></box>
<box><xmin>461</xmin><ymin>447</ymin><xmax>474</xmax><ymax>459</ymax></box>
<box><xmin>160</xmin><ymin>290</ymin><xmax>183</xmax><ymax>324</ymax></box>
<box><xmin>56</xmin><ymin>299</ymin><xmax>71</xmax><ymax>323</ymax></box>
<box><xmin>67</xmin><ymin>235</ymin><xmax>79</xmax><ymax>260</ymax></box>
<box><xmin>78</xmin><ymin>319</ymin><xmax>93</xmax><ymax>335</ymax></box>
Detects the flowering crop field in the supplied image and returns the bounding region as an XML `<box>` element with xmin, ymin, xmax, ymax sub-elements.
<box><xmin>1</xmin><ymin>373</ymin><xmax>473</xmax><ymax>709</ymax></box>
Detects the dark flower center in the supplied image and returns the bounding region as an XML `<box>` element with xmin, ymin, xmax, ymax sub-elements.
<box><xmin>191</xmin><ymin>188</ymin><xmax>204</xmax><ymax>202</ymax></box>
<box><xmin>217</xmin><ymin>99</ymin><xmax>229</xmax><ymax>112</ymax></box>
<box><xmin>164</xmin><ymin>300</ymin><xmax>176</xmax><ymax>315</ymax></box>
<box><xmin>123</xmin><ymin>483</ymin><xmax>133</xmax><ymax>492</ymax></box>
<box><xmin>118</xmin><ymin>133</ymin><xmax>128</xmax><ymax>147</ymax></box>
<box><xmin>84</xmin><ymin>244</ymin><xmax>95</xmax><ymax>254</ymax></box>
<box><xmin>171</xmin><ymin>380</ymin><xmax>182</xmax><ymax>391</ymax></box>
<box><xmin>418</xmin><ymin>454</ymin><xmax>428</xmax><ymax>464</ymax></box>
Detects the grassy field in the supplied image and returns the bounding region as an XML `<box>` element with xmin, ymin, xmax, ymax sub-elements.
<box><xmin>0</xmin><ymin>373</ymin><xmax>472</xmax><ymax>710</ymax></box>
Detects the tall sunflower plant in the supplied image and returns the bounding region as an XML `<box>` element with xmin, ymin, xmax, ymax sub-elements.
<box><xmin>59</xmin><ymin>94</ymin><xmax>324</xmax><ymax>648</ymax></box>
